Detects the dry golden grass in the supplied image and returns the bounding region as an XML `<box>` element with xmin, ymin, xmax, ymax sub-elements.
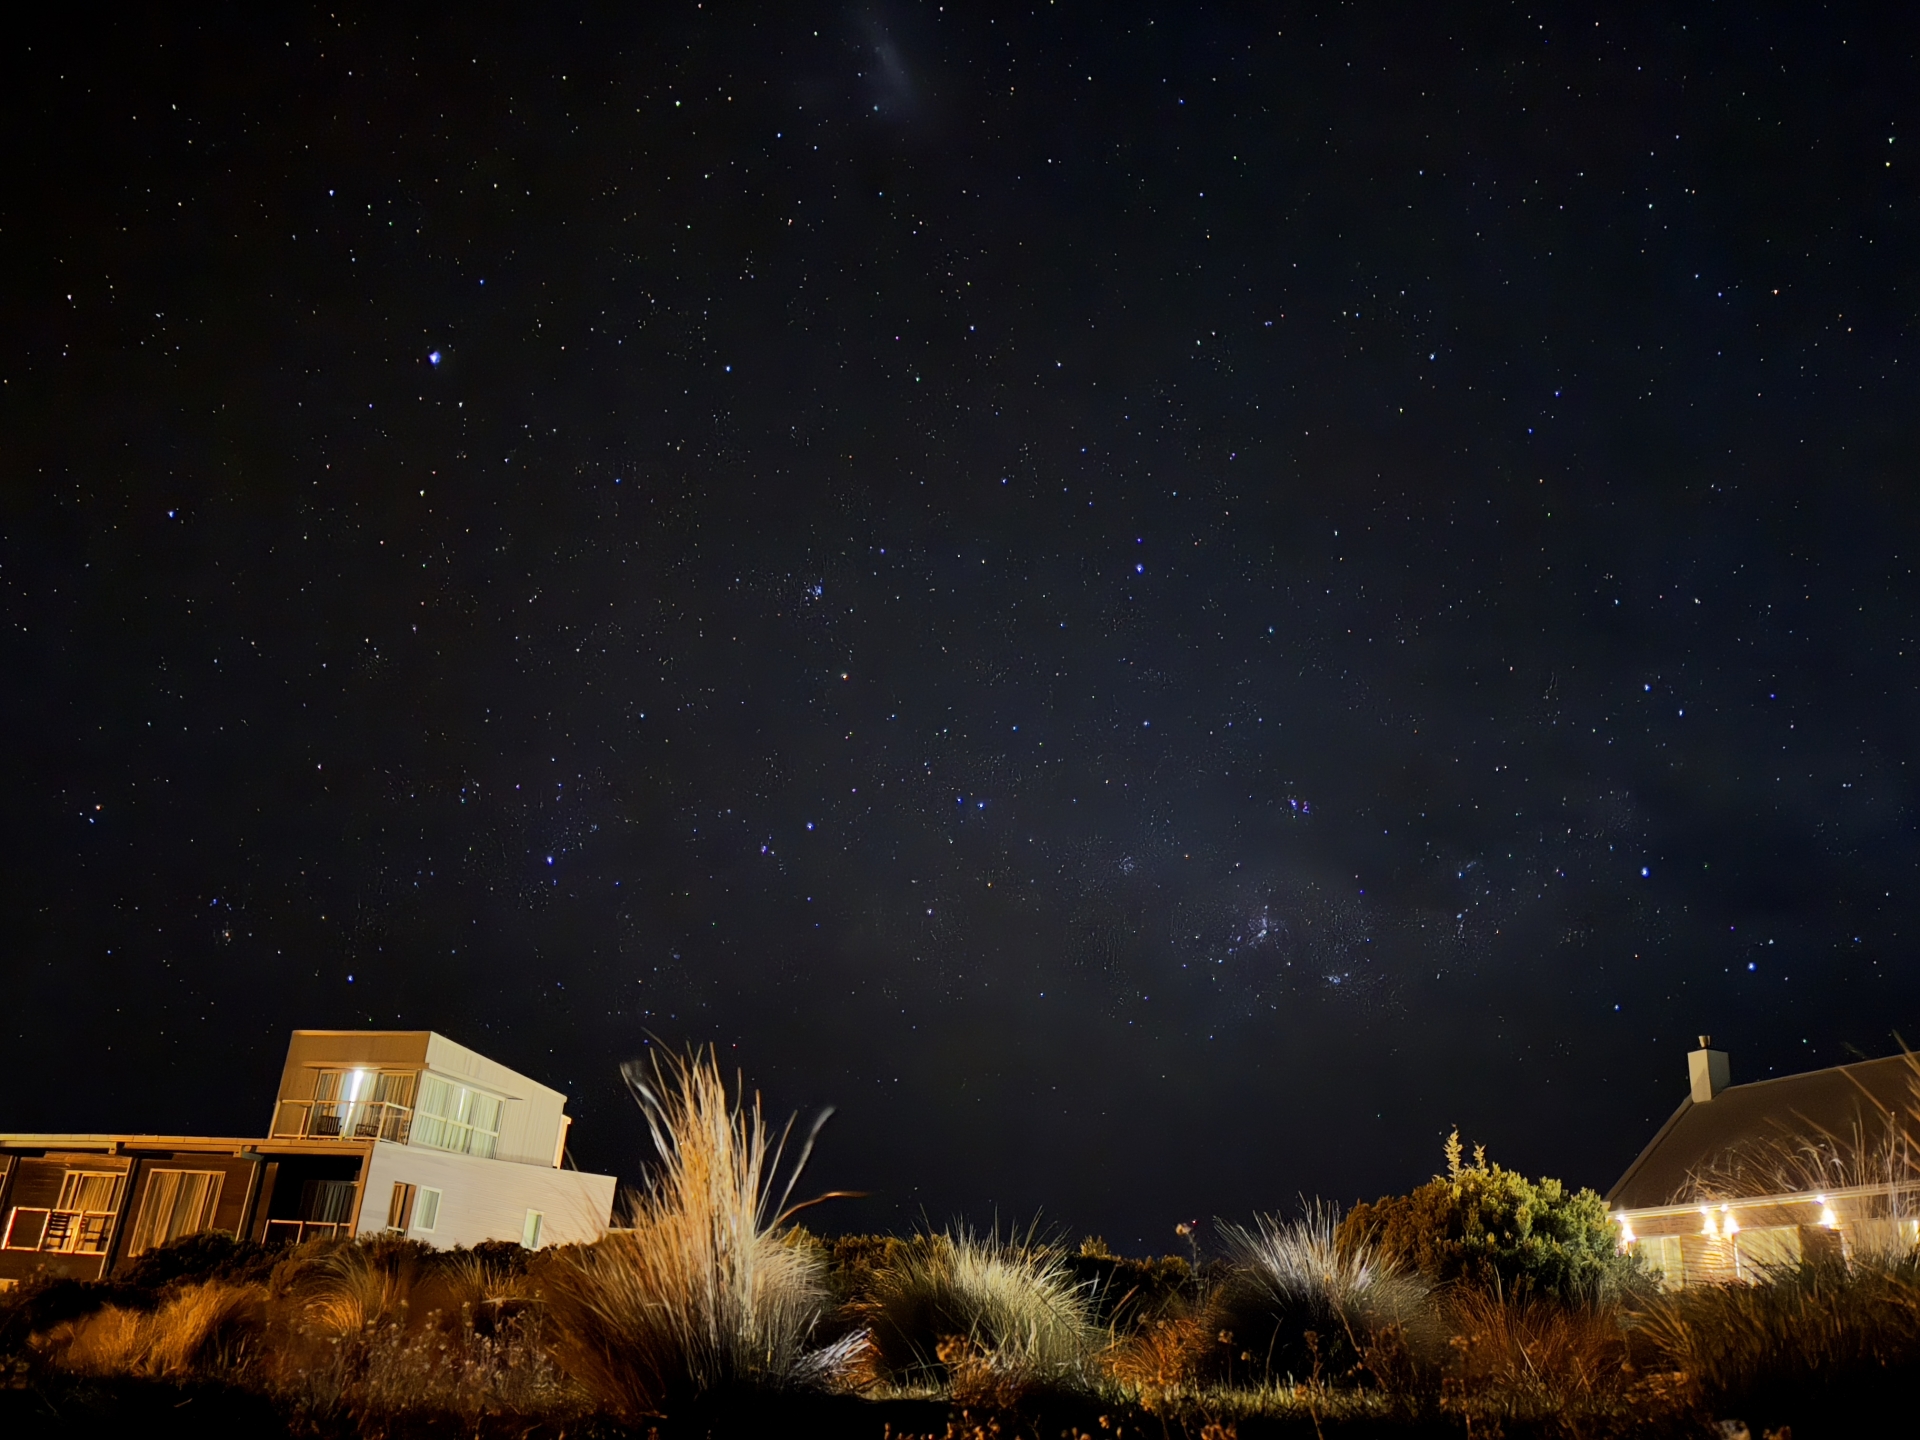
<box><xmin>1440</xmin><ymin>1285</ymin><xmax>1638</xmax><ymax>1432</ymax></box>
<box><xmin>1630</xmin><ymin>1253</ymin><xmax>1920</xmax><ymax>1405</ymax></box>
<box><xmin>298</xmin><ymin>1240</ymin><xmax>424</xmax><ymax>1335</ymax></box>
<box><xmin>538</xmin><ymin>1046</ymin><xmax>842</xmax><ymax>1419</ymax></box>
<box><xmin>850</xmin><ymin>1229</ymin><xmax>1103</xmax><ymax>1400</ymax></box>
<box><xmin>1100</xmin><ymin>1313</ymin><xmax>1209</xmax><ymax>1411</ymax></box>
<box><xmin>40</xmin><ymin>1280</ymin><xmax>267</xmax><ymax>1379</ymax></box>
<box><xmin>27</xmin><ymin>1249</ymin><xmax>579</xmax><ymax>1428</ymax></box>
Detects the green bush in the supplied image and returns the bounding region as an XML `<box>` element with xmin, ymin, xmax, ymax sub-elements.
<box><xmin>1337</xmin><ymin>1132</ymin><xmax>1644</xmax><ymax>1301</ymax></box>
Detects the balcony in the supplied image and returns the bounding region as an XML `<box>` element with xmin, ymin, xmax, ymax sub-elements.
<box><xmin>271</xmin><ymin>1098</ymin><xmax>413</xmax><ymax>1144</ymax></box>
<box><xmin>3</xmin><ymin>1207</ymin><xmax>116</xmax><ymax>1255</ymax></box>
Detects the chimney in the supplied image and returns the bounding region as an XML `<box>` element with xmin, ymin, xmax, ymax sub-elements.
<box><xmin>1689</xmin><ymin>1035</ymin><xmax>1731</xmax><ymax>1102</ymax></box>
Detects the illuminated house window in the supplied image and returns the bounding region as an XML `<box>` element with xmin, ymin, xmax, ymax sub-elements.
<box><xmin>310</xmin><ymin>1068</ymin><xmax>417</xmax><ymax>1141</ymax></box>
<box><xmin>411</xmin><ymin>1075</ymin><xmax>504</xmax><ymax>1159</ymax></box>
<box><xmin>59</xmin><ymin>1172</ymin><xmax>125</xmax><ymax>1215</ymax></box>
<box><xmin>385</xmin><ymin>1181</ymin><xmax>443</xmax><ymax>1234</ymax></box>
<box><xmin>129</xmin><ymin>1170</ymin><xmax>224</xmax><ymax>1256</ymax></box>
<box><xmin>1634</xmin><ymin>1234</ymin><xmax>1684</xmax><ymax>1286</ymax></box>
<box><xmin>1732</xmin><ymin>1226</ymin><xmax>1801</xmax><ymax>1280</ymax></box>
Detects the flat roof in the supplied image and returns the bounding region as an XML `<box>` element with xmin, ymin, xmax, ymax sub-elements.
<box><xmin>0</xmin><ymin>1134</ymin><xmax>375</xmax><ymax>1156</ymax></box>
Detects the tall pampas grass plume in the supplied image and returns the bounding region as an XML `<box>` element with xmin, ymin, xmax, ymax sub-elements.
<box><xmin>540</xmin><ymin>1045</ymin><xmax>858</xmax><ymax>1419</ymax></box>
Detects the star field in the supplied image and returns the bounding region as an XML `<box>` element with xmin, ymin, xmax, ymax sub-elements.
<box><xmin>2</xmin><ymin>4</ymin><xmax>1916</xmax><ymax>1246</ymax></box>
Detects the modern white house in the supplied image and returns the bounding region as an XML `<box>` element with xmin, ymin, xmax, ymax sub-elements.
<box><xmin>1608</xmin><ymin>1036</ymin><xmax>1920</xmax><ymax>1286</ymax></box>
<box><xmin>0</xmin><ymin>1030</ymin><xmax>618</xmax><ymax>1284</ymax></box>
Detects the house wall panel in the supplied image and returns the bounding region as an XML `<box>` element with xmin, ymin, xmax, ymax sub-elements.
<box><xmin>357</xmin><ymin>1141</ymin><xmax>614</xmax><ymax>1250</ymax></box>
<box><xmin>274</xmin><ymin>1033</ymin><xmax>435</xmax><ymax>1117</ymax></box>
<box><xmin>8</xmin><ymin>1159</ymin><xmax>78</xmax><ymax>1209</ymax></box>
<box><xmin>423</xmin><ymin>1033</ymin><xmax>566</xmax><ymax>1167</ymax></box>
<box><xmin>120</xmin><ymin>1154</ymin><xmax>258</xmax><ymax>1252</ymax></box>
<box><xmin>273</xmin><ymin>1033</ymin><xmax>568</xmax><ymax>1170</ymax></box>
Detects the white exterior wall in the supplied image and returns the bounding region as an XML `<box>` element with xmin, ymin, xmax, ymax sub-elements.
<box><xmin>358</xmin><ymin>1140</ymin><xmax>615</xmax><ymax>1249</ymax></box>
<box><xmin>422</xmin><ymin>1033</ymin><xmax>567</xmax><ymax>1167</ymax></box>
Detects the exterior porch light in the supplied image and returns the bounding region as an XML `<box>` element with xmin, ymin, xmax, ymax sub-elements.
<box><xmin>1720</xmin><ymin>1204</ymin><xmax>1739</xmax><ymax>1236</ymax></box>
<box><xmin>1615</xmin><ymin>1212</ymin><xmax>1635</xmax><ymax>1246</ymax></box>
<box><xmin>1700</xmin><ymin>1205</ymin><xmax>1718</xmax><ymax>1239</ymax></box>
<box><xmin>1816</xmin><ymin>1195</ymin><xmax>1839</xmax><ymax>1228</ymax></box>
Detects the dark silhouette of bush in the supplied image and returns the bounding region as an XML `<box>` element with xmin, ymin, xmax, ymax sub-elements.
<box><xmin>118</xmin><ymin>1231</ymin><xmax>279</xmax><ymax>1292</ymax></box>
<box><xmin>1060</xmin><ymin>1238</ymin><xmax>1193</xmax><ymax>1325</ymax></box>
<box><xmin>0</xmin><ymin>1275</ymin><xmax>146</xmax><ymax>1356</ymax></box>
<box><xmin>1336</xmin><ymin>1131</ymin><xmax>1644</xmax><ymax>1300</ymax></box>
<box><xmin>824</xmin><ymin>1233</ymin><xmax>907</xmax><ymax>1306</ymax></box>
<box><xmin>466</xmin><ymin>1237</ymin><xmax>532</xmax><ymax>1275</ymax></box>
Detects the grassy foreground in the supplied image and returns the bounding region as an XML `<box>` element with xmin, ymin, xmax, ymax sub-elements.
<box><xmin>3</xmin><ymin>1053</ymin><xmax>1914</xmax><ymax>1437</ymax></box>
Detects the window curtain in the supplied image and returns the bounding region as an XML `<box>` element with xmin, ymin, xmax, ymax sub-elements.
<box><xmin>129</xmin><ymin>1170</ymin><xmax>223</xmax><ymax>1255</ymax></box>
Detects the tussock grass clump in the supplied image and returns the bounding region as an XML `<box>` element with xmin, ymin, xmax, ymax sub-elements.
<box><xmin>851</xmin><ymin>1228</ymin><xmax>1102</xmax><ymax>1402</ymax></box>
<box><xmin>1200</xmin><ymin>1206</ymin><xmax>1441</xmax><ymax>1385</ymax></box>
<box><xmin>21</xmin><ymin>1240</ymin><xmax>578</xmax><ymax>1428</ymax></box>
<box><xmin>539</xmin><ymin>1046</ymin><xmax>844</xmax><ymax>1419</ymax></box>
<box><xmin>1632</xmin><ymin>1253</ymin><xmax>1920</xmax><ymax>1421</ymax></box>
<box><xmin>295</xmin><ymin>1237</ymin><xmax>431</xmax><ymax>1335</ymax></box>
<box><xmin>40</xmin><ymin>1279</ymin><xmax>266</xmax><ymax>1379</ymax></box>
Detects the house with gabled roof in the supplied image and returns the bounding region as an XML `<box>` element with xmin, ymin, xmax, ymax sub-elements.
<box><xmin>1607</xmin><ymin>1036</ymin><xmax>1919</xmax><ymax>1286</ymax></box>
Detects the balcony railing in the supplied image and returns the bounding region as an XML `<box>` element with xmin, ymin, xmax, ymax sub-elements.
<box><xmin>2</xmin><ymin>1207</ymin><xmax>116</xmax><ymax>1255</ymax></box>
<box><xmin>263</xmin><ymin>1219</ymin><xmax>348</xmax><ymax>1246</ymax></box>
<box><xmin>271</xmin><ymin>1098</ymin><xmax>413</xmax><ymax>1144</ymax></box>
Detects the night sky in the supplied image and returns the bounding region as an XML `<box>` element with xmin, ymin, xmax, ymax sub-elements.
<box><xmin>4</xmin><ymin>5</ymin><xmax>1917</xmax><ymax>1249</ymax></box>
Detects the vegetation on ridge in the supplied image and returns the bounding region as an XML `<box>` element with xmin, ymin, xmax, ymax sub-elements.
<box><xmin>2</xmin><ymin>1064</ymin><xmax>1916</xmax><ymax>1437</ymax></box>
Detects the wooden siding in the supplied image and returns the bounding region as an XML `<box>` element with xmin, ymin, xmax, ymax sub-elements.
<box><xmin>273</xmin><ymin>1032</ymin><xmax>434</xmax><ymax>1121</ymax></box>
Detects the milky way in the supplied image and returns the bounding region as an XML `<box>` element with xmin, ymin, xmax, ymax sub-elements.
<box><xmin>4</xmin><ymin>5</ymin><xmax>1916</xmax><ymax>1246</ymax></box>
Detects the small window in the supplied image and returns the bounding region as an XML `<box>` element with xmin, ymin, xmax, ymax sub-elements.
<box><xmin>521</xmin><ymin>1209</ymin><xmax>544</xmax><ymax>1249</ymax></box>
<box><xmin>413</xmin><ymin>1187</ymin><xmax>441</xmax><ymax>1234</ymax></box>
<box><xmin>387</xmin><ymin>1182</ymin><xmax>417</xmax><ymax>1232</ymax></box>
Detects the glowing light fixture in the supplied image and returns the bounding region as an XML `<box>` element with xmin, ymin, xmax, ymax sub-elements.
<box><xmin>1700</xmin><ymin>1205</ymin><xmax>1718</xmax><ymax>1239</ymax></box>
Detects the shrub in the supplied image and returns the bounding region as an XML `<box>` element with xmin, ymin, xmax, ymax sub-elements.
<box><xmin>822</xmin><ymin>1233</ymin><xmax>909</xmax><ymax>1308</ymax></box>
<box><xmin>296</xmin><ymin>1238</ymin><xmax>432</xmax><ymax>1335</ymax></box>
<box><xmin>1199</xmin><ymin>1205</ymin><xmax>1441</xmax><ymax>1386</ymax></box>
<box><xmin>118</xmin><ymin>1230</ymin><xmax>279</xmax><ymax>1292</ymax></box>
<box><xmin>850</xmin><ymin>1228</ymin><xmax>1102</xmax><ymax>1400</ymax></box>
<box><xmin>1063</xmin><ymin>1239</ymin><xmax>1194</xmax><ymax>1326</ymax></box>
<box><xmin>39</xmin><ymin>1279</ymin><xmax>268</xmax><ymax>1378</ymax></box>
<box><xmin>539</xmin><ymin>1046</ymin><xmax>842</xmax><ymax>1419</ymax></box>
<box><xmin>1338</xmin><ymin>1132</ymin><xmax>1645</xmax><ymax>1301</ymax></box>
<box><xmin>1441</xmin><ymin>1284</ymin><xmax>1640</xmax><ymax>1431</ymax></box>
<box><xmin>1631</xmin><ymin>1251</ymin><xmax>1920</xmax><ymax>1429</ymax></box>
